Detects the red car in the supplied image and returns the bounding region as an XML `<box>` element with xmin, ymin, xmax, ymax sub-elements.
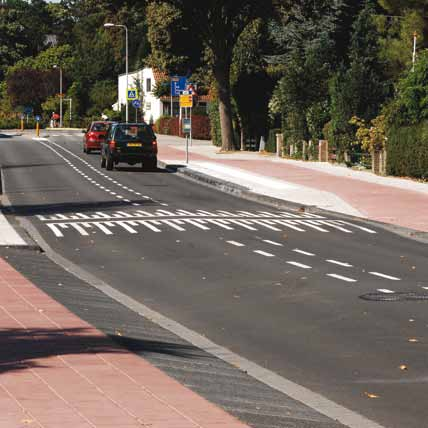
<box><xmin>83</xmin><ymin>121</ymin><xmax>113</xmax><ymax>153</ymax></box>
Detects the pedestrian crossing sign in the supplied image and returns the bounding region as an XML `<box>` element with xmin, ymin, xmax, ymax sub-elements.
<box><xmin>127</xmin><ymin>89</ymin><xmax>138</xmax><ymax>100</ymax></box>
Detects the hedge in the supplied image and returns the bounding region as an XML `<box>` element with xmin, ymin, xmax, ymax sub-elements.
<box><xmin>154</xmin><ymin>115</ymin><xmax>211</xmax><ymax>140</ymax></box>
<box><xmin>387</xmin><ymin>122</ymin><xmax>428</xmax><ymax>179</ymax></box>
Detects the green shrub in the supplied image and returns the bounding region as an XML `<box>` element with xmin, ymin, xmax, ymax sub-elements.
<box><xmin>387</xmin><ymin>122</ymin><xmax>428</xmax><ymax>179</ymax></box>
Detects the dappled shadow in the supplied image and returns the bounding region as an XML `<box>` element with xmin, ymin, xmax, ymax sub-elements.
<box><xmin>0</xmin><ymin>327</ymin><xmax>203</xmax><ymax>375</ymax></box>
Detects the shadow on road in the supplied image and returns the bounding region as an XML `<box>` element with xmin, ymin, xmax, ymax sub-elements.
<box><xmin>3</xmin><ymin>198</ymin><xmax>160</xmax><ymax>218</ymax></box>
<box><xmin>0</xmin><ymin>327</ymin><xmax>202</xmax><ymax>374</ymax></box>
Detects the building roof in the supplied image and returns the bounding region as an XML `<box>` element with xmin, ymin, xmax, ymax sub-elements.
<box><xmin>153</xmin><ymin>68</ymin><xmax>169</xmax><ymax>82</ymax></box>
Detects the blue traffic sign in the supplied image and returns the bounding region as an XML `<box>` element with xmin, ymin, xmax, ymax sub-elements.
<box><xmin>127</xmin><ymin>89</ymin><xmax>138</xmax><ymax>100</ymax></box>
<box><xmin>24</xmin><ymin>106</ymin><xmax>33</xmax><ymax>115</ymax></box>
<box><xmin>132</xmin><ymin>99</ymin><xmax>141</xmax><ymax>108</ymax></box>
<box><xmin>35</xmin><ymin>115</ymin><xmax>41</xmax><ymax>122</ymax></box>
<box><xmin>171</xmin><ymin>76</ymin><xmax>187</xmax><ymax>96</ymax></box>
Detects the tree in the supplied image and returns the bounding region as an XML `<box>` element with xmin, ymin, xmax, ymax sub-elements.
<box><xmin>6</xmin><ymin>68</ymin><xmax>58</xmax><ymax>111</ymax></box>
<box><xmin>147</xmin><ymin>0</ymin><xmax>273</xmax><ymax>150</ymax></box>
<box><xmin>329</xmin><ymin>1</ymin><xmax>388</xmax><ymax>155</ymax></box>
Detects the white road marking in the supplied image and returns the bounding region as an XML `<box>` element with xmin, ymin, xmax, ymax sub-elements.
<box><xmin>327</xmin><ymin>274</ymin><xmax>357</xmax><ymax>283</ymax></box>
<box><xmin>227</xmin><ymin>241</ymin><xmax>245</xmax><ymax>247</ymax></box>
<box><xmin>263</xmin><ymin>240</ymin><xmax>283</xmax><ymax>247</ymax></box>
<box><xmin>117</xmin><ymin>221</ymin><xmax>138</xmax><ymax>234</ymax></box>
<box><xmin>287</xmin><ymin>261</ymin><xmax>312</xmax><ymax>269</ymax></box>
<box><xmin>206</xmin><ymin>219</ymin><xmax>234</xmax><ymax>230</ymax></box>
<box><xmin>293</xmin><ymin>249</ymin><xmax>315</xmax><ymax>256</ymax></box>
<box><xmin>317</xmin><ymin>220</ymin><xmax>353</xmax><ymax>233</ymax></box>
<box><xmin>184</xmin><ymin>219</ymin><xmax>210</xmax><ymax>230</ymax></box>
<box><xmin>92</xmin><ymin>223</ymin><xmax>114</xmax><ymax>235</ymax></box>
<box><xmin>251</xmin><ymin>220</ymin><xmax>282</xmax><ymax>231</ymax></box>
<box><xmin>273</xmin><ymin>220</ymin><xmax>306</xmax><ymax>232</ymax></box>
<box><xmin>338</xmin><ymin>221</ymin><xmax>377</xmax><ymax>234</ymax></box>
<box><xmin>162</xmin><ymin>220</ymin><xmax>186</xmax><ymax>231</ymax></box>
<box><xmin>46</xmin><ymin>223</ymin><xmax>64</xmax><ymax>237</ymax></box>
<box><xmin>326</xmin><ymin>260</ymin><xmax>353</xmax><ymax>268</ymax></box>
<box><xmin>369</xmin><ymin>272</ymin><xmax>401</xmax><ymax>281</ymax></box>
<box><xmin>254</xmin><ymin>250</ymin><xmax>275</xmax><ymax>257</ymax></box>
<box><xmin>423</xmin><ymin>287</ymin><xmax>428</xmax><ymax>291</ymax></box>
<box><xmin>377</xmin><ymin>289</ymin><xmax>395</xmax><ymax>294</ymax></box>
<box><xmin>137</xmin><ymin>220</ymin><xmax>161</xmax><ymax>232</ymax></box>
<box><xmin>231</xmin><ymin>219</ymin><xmax>258</xmax><ymax>230</ymax></box>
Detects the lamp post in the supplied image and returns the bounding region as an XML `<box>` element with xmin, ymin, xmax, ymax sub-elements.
<box><xmin>104</xmin><ymin>22</ymin><xmax>128</xmax><ymax>122</ymax></box>
<box><xmin>53</xmin><ymin>65</ymin><xmax>63</xmax><ymax>128</ymax></box>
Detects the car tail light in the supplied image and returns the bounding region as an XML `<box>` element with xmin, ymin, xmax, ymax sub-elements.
<box><xmin>152</xmin><ymin>140</ymin><xmax>158</xmax><ymax>154</ymax></box>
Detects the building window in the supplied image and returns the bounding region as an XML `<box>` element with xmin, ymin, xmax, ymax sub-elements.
<box><xmin>145</xmin><ymin>102</ymin><xmax>151</xmax><ymax>111</ymax></box>
<box><xmin>146</xmin><ymin>78</ymin><xmax>152</xmax><ymax>93</ymax></box>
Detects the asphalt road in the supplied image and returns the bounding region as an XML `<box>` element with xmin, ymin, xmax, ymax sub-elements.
<box><xmin>1</xmin><ymin>131</ymin><xmax>428</xmax><ymax>428</ymax></box>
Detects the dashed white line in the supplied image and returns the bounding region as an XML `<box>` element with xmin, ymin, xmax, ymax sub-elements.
<box><xmin>293</xmin><ymin>249</ymin><xmax>315</xmax><ymax>256</ymax></box>
<box><xmin>254</xmin><ymin>250</ymin><xmax>275</xmax><ymax>257</ymax></box>
<box><xmin>377</xmin><ymin>289</ymin><xmax>395</xmax><ymax>294</ymax></box>
<box><xmin>326</xmin><ymin>260</ymin><xmax>353</xmax><ymax>268</ymax></box>
<box><xmin>369</xmin><ymin>272</ymin><xmax>401</xmax><ymax>281</ymax></box>
<box><xmin>286</xmin><ymin>261</ymin><xmax>312</xmax><ymax>269</ymax></box>
<box><xmin>227</xmin><ymin>241</ymin><xmax>245</xmax><ymax>247</ymax></box>
<box><xmin>263</xmin><ymin>240</ymin><xmax>283</xmax><ymax>247</ymax></box>
<box><xmin>327</xmin><ymin>274</ymin><xmax>357</xmax><ymax>283</ymax></box>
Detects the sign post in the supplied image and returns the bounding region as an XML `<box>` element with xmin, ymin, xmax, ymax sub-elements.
<box><xmin>35</xmin><ymin>115</ymin><xmax>41</xmax><ymax>137</ymax></box>
<box><xmin>132</xmin><ymin>99</ymin><xmax>141</xmax><ymax>123</ymax></box>
<box><xmin>20</xmin><ymin>114</ymin><xmax>25</xmax><ymax>131</ymax></box>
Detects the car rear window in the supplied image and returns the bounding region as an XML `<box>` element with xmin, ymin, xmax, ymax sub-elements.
<box><xmin>91</xmin><ymin>123</ymin><xmax>108</xmax><ymax>132</ymax></box>
<box><xmin>114</xmin><ymin>125</ymin><xmax>155</xmax><ymax>142</ymax></box>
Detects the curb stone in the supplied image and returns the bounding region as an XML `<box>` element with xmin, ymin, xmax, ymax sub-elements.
<box><xmin>158</xmin><ymin>160</ymin><xmax>428</xmax><ymax>245</ymax></box>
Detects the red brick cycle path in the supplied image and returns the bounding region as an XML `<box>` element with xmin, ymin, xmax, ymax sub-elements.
<box><xmin>159</xmin><ymin>145</ymin><xmax>428</xmax><ymax>233</ymax></box>
<box><xmin>0</xmin><ymin>257</ymin><xmax>249</xmax><ymax>428</ymax></box>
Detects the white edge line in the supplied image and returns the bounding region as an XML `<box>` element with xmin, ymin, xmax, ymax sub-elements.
<box><xmin>377</xmin><ymin>289</ymin><xmax>395</xmax><ymax>294</ymax></box>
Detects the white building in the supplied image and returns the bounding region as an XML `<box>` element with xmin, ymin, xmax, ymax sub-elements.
<box><xmin>115</xmin><ymin>67</ymin><xmax>210</xmax><ymax>123</ymax></box>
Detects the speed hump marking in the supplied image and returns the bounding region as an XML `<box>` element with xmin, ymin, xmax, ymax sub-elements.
<box><xmin>180</xmin><ymin>94</ymin><xmax>193</xmax><ymax>108</ymax></box>
<box><xmin>127</xmin><ymin>89</ymin><xmax>138</xmax><ymax>100</ymax></box>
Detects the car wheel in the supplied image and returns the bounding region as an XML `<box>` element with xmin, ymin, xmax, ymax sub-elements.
<box><xmin>87</xmin><ymin>148</ymin><xmax>91</xmax><ymax>154</ymax></box>
<box><xmin>106</xmin><ymin>155</ymin><xmax>114</xmax><ymax>171</ymax></box>
<box><xmin>83</xmin><ymin>145</ymin><xmax>87</xmax><ymax>153</ymax></box>
<box><xmin>101</xmin><ymin>156</ymin><xmax>106</xmax><ymax>168</ymax></box>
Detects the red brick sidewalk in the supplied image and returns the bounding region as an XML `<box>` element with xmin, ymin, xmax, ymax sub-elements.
<box><xmin>0</xmin><ymin>257</ymin><xmax>249</xmax><ymax>428</ymax></box>
<box><xmin>159</xmin><ymin>145</ymin><xmax>428</xmax><ymax>233</ymax></box>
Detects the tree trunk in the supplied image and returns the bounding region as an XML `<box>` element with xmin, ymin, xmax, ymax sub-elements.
<box><xmin>214</xmin><ymin>64</ymin><xmax>234</xmax><ymax>151</ymax></box>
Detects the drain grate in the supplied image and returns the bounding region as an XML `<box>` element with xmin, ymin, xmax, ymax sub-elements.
<box><xmin>360</xmin><ymin>292</ymin><xmax>428</xmax><ymax>302</ymax></box>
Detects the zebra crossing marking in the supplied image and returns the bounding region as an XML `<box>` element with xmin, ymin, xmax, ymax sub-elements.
<box><xmin>39</xmin><ymin>208</ymin><xmax>378</xmax><ymax>238</ymax></box>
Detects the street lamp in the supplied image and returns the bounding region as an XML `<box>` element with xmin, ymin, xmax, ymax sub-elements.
<box><xmin>53</xmin><ymin>64</ymin><xmax>63</xmax><ymax>128</ymax></box>
<box><xmin>104</xmin><ymin>22</ymin><xmax>128</xmax><ymax>122</ymax></box>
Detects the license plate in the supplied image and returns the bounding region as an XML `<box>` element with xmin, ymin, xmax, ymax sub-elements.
<box><xmin>127</xmin><ymin>143</ymin><xmax>142</xmax><ymax>147</ymax></box>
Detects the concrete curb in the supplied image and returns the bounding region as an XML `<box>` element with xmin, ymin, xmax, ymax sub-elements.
<box><xmin>158</xmin><ymin>160</ymin><xmax>428</xmax><ymax>244</ymax></box>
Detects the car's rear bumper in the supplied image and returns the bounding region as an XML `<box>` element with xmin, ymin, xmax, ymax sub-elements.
<box><xmin>86</xmin><ymin>140</ymin><xmax>102</xmax><ymax>149</ymax></box>
<box><xmin>112</xmin><ymin>152</ymin><xmax>157</xmax><ymax>164</ymax></box>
